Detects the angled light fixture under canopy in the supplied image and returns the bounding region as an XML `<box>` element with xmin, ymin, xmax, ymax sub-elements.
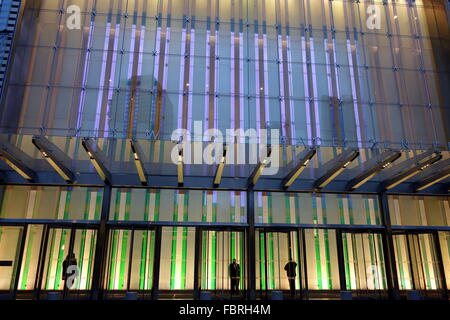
<box><xmin>415</xmin><ymin>164</ymin><xmax>450</xmax><ymax>191</ymax></box>
<box><xmin>213</xmin><ymin>144</ymin><xmax>227</xmax><ymax>187</ymax></box>
<box><xmin>0</xmin><ymin>139</ymin><xmax>36</xmax><ymax>182</ymax></box>
<box><xmin>249</xmin><ymin>146</ymin><xmax>272</xmax><ymax>186</ymax></box>
<box><xmin>82</xmin><ymin>138</ymin><xmax>111</xmax><ymax>184</ymax></box>
<box><xmin>382</xmin><ymin>152</ymin><xmax>442</xmax><ymax>190</ymax></box>
<box><xmin>282</xmin><ymin>147</ymin><xmax>316</xmax><ymax>188</ymax></box>
<box><xmin>130</xmin><ymin>139</ymin><xmax>148</xmax><ymax>185</ymax></box>
<box><xmin>314</xmin><ymin>149</ymin><xmax>359</xmax><ymax>190</ymax></box>
<box><xmin>177</xmin><ymin>142</ymin><xmax>184</xmax><ymax>186</ymax></box>
<box><xmin>32</xmin><ymin>136</ymin><xmax>75</xmax><ymax>183</ymax></box>
<box><xmin>346</xmin><ymin>150</ymin><xmax>402</xmax><ymax>190</ymax></box>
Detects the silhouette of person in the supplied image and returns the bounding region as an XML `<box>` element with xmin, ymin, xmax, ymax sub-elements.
<box><xmin>284</xmin><ymin>260</ymin><xmax>297</xmax><ymax>296</ymax></box>
<box><xmin>229</xmin><ymin>259</ymin><xmax>240</xmax><ymax>295</ymax></box>
<box><xmin>62</xmin><ymin>252</ymin><xmax>77</xmax><ymax>281</ymax></box>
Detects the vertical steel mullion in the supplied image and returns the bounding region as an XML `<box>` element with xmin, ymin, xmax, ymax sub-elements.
<box><xmin>90</xmin><ymin>184</ymin><xmax>112</xmax><ymax>300</ymax></box>
<box><xmin>335</xmin><ymin>229</ymin><xmax>347</xmax><ymax>292</ymax></box>
<box><xmin>379</xmin><ymin>193</ymin><xmax>400</xmax><ymax>299</ymax></box>
<box><xmin>35</xmin><ymin>225</ymin><xmax>50</xmax><ymax>300</ymax></box>
<box><xmin>300</xmin><ymin>228</ymin><xmax>308</xmax><ymax>299</ymax></box>
<box><xmin>246</xmin><ymin>187</ymin><xmax>256</xmax><ymax>299</ymax></box>
<box><xmin>193</xmin><ymin>226</ymin><xmax>202</xmax><ymax>299</ymax></box>
<box><xmin>151</xmin><ymin>226</ymin><xmax>162</xmax><ymax>300</ymax></box>
<box><xmin>12</xmin><ymin>224</ymin><xmax>28</xmax><ymax>299</ymax></box>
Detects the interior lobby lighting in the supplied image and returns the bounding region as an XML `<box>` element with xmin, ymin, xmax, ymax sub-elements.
<box><xmin>314</xmin><ymin>150</ymin><xmax>359</xmax><ymax>190</ymax></box>
<box><xmin>282</xmin><ymin>147</ymin><xmax>316</xmax><ymax>188</ymax></box>
<box><xmin>415</xmin><ymin>166</ymin><xmax>450</xmax><ymax>191</ymax></box>
<box><xmin>213</xmin><ymin>145</ymin><xmax>227</xmax><ymax>187</ymax></box>
<box><xmin>82</xmin><ymin>138</ymin><xmax>111</xmax><ymax>184</ymax></box>
<box><xmin>0</xmin><ymin>145</ymin><xmax>36</xmax><ymax>182</ymax></box>
<box><xmin>383</xmin><ymin>153</ymin><xmax>442</xmax><ymax>190</ymax></box>
<box><xmin>249</xmin><ymin>146</ymin><xmax>272</xmax><ymax>186</ymax></box>
<box><xmin>130</xmin><ymin>140</ymin><xmax>148</xmax><ymax>185</ymax></box>
<box><xmin>347</xmin><ymin>151</ymin><xmax>402</xmax><ymax>190</ymax></box>
<box><xmin>32</xmin><ymin>136</ymin><xmax>74</xmax><ymax>183</ymax></box>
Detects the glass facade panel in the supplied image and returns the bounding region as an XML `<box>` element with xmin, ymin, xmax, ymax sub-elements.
<box><xmin>0</xmin><ymin>186</ymin><xmax>103</xmax><ymax>220</ymax></box>
<box><xmin>255</xmin><ymin>192</ymin><xmax>381</xmax><ymax>225</ymax></box>
<box><xmin>0</xmin><ymin>226</ymin><xmax>23</xmax><ymax>291</ymax></box>
<box><xmin>389</xmin><ymin>195</ymin><xmax>450</xmax><ymax>227</ymax></box>
<box><xmin>110</xmin><ymin>188</ymin><xmax>246</xmax><ymax>223</ymax></box>
<box><xmin>17</xmin><ymin>225</ymin><xmax>44</xmax><ymax>290</ymax></box>
<box><xmin>159</xmin><ymin>227</ymin><xmax>195</xmax><ymax>290</ymax></box>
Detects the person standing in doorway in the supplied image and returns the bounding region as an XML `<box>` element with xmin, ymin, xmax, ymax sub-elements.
<box><xmin>284</xmin><ymin>259</ymin><xmax>297</xmax><ymax>296</ymax></box>
<box><xmin>229</xmin><ymin>259</ymin><xmax>240</xmax><ymax>295</ymax></box>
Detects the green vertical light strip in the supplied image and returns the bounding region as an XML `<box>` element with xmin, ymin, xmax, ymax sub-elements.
<box><xmin>376</xmin><ymin>234</ymin><xmax>387</xmax><ymax>289</ymax></box>
<box><xmin>312</xmin><ymin>197</ymin><xmax>323</xmax><ymax>289</ymax></box>
<box><xmin>77</xmin><ymin>230</ymin><xmax>86</xmax><ymax>289</ymax></box>
<box><xmin>86</xmin><ymin>232</ymin><xmax>96</xmax><ymax>289</ymax></box>
<box><xmin>20</xmin><ymin>229</ymin><xmax>34</xmax><ymax>290</ymax></box>
<box><xmin>294</xmin><ymin>194</ymin><xmax>300</xmax><ymax>224</ymax></box>
<box><xmin>83</xmin><ymin>191</ymin><xmax>91</xmax><ymax>220</ymax></box>
<box><xmin>154</xmin><ymin>190</ymin><xmax>160</xmax><ymax>221</ymax></box>
<box><xmin>45</xmin><ymin>230</ymin><xmax>56</xmax><ymax>290</ymax></box>
<box><xmin>365</xmin><ymin>198</ymin><xmax>371</xmax><ymax>225</ymax></box>
<box><xmin>53</xmin><ymin>229</ymin><xmax>67</xmax><ymax>289</ymax></box>
<box><xmin>144</xmin><ymin>190</ymin><xmax>150</xmax><ymax>221</ymax></box>
<box><xmin>180</xmin><ymin>192</ymin><xmax>189</xmax><ymax>289</ymax></box>
<box><xmin>202</xmin><ymin>230</ymin><xmax>207</xmax><ymax>289</ymax></box>
<box><xmin>338</xmin><ymin>196</ymin><xmax>345</xmax><ymax>224</ymax></box>
<box><xmin>285</xmin><ymin>195</ymin><xmax>290</xmax><ymax>223</ymax></box>
<box><xmin>139</xmin><ymin>231</ymin><xmax>148</xmax><ymax>290</ymax></box>
<box><xmin>323</xmin><ymin>230</ymin><xmax>332</xmax><ymax>289</ymax></box>
<box><xmin>259</xmin><ymin>232</ymin><xmax>266</xmax><ymax>290</ymax></box>
<box><xmin>170</xmin><ymin>191</ymin><xmax>179</xmax><ymax>289</ymax></box>
<box><xmin>394</xmin><ymin>236</ymin><xmax>406</xmax><ymax>289</ymax></box>
<box><xmin>109</xmin><ymin>230</ymin><xmax>119</xmax><ymax>289</ymax></box>
<box><xmin>348</xmin><ymin>196</ymin><xmax>354</xmax><ymax>225</ymax></box>
<box><xmin>343</xmin><ymin>233</ymin><xmax>351</xmax><ymax>289</ymax></box>
<box><xmin>267</xmin><ymin>193</ymin><xmax>273</xmax><ymax>224</ymax></box>
<box><xmin>211</xmin><ymin>231</ymin><xmax>216</xmax><ymax>289</ymax></box>
<box><xmin>374</xmin><ymin>197</ymin><xmax>381</xmax><ymax>225</ymax></box>
<box><xmin>148</xmin><ymin>231</ymin><xmax>155</xmax><ymax>289</ymax></box>
<box><xmin>268</xmin><ymin>232</ymin><xmax>275</xmax><ymax>289</ymax></box>
<box><xmin>95</xmin><ymin>190</ymin><xmax>102</xmax><ymax>220</ymax></box>
<box><xmin>118</xmin><ymin>230</ymin><xmax>129</xmax><ymax>289</ymax></box>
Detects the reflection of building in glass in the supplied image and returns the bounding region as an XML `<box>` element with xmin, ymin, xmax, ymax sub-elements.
<box><xmin>0</xmin><ymin>0</ymin><xmax>449</xmax><ymax>300</ymax></box>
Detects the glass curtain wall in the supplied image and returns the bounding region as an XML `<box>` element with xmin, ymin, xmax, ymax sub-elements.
<box><xmin>1</xmin><ymin>0</ymin><xmax>447</xmax><ymax>151</ymax></box>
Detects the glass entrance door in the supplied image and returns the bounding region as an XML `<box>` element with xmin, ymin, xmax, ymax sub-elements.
<box><xmin>0</xmin><ymin>226</ymin><xmax>24</xmax><ymax>295</ymax></box>
<box><xmin>393</xmin><ymin>232</ymin><xmax>445</xmax><ymax>298</ymax></box>
<box><xmin>256</xmin><ymin>230</ymin><xmax>302</xmax><ymax>298</ymax></box>
<box><xmin>341</xmin><ymin>231</ymin><xmax>387</xmax><ymax>297</ymax></box>
<box><xmin>104</xmin><ymin>228</ymin><xmax>157</xmax><ymax>299</ymax></box>
<box><xmin>39</xmin><ymin>227</ymin><xmax>97</xmax><ymax>299</ymax></box>
<box><xmin>199</xmin><ymin>229</ymin><xmax>246</xmax><ymax>298</ymax></box>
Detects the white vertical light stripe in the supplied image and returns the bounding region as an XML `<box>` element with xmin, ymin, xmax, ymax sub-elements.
<box><xmin>26</xmin><ymin>190</ymin><xmax>37</xmax><ymax>219</ymax></box>
<box><xmin>263</xmin><ymin>35</ymin><xmax>270</xmax><ymax>123</ymax></box>
<box><xmin>301</xmin><ymin>36</ymin><xmax>312</xmax><ymax>145</ymax></box>
<box><xmin>368</xmin><ymin>198</ymin><xmax>376</xmax><ymax>225</ymax></box>
<box><xmin>444</xmin><ymin>200</ymin><xmax>450</xmax><ymax>226</ymax></box>
<box><xmin>104</xmin><ymin>24</ymin><xmax>121</xmax><ymax>138</ymax></box>
<box><xmin>289</xmin><ymin>195</ymin><xmax>296</xmax><ymax>224</ymax></box>
<box><xmin>88</xmin><ymin>191</ymin><xmax>97</xmax><ymax>220</ymax></box>
<box><xmin>77</xmin><ymin>21</ymin><xmax>95</xmax><ymax>131</ymax></box>
<box><xmin>177</xmin><ymin>28</ymin><xmax>187</xmax><ymax>129</ymax></box>
<box><xmin>277</xmin><ymin>34</ymin><xmax>287</xmax><ymax>138</ymax></box>
<box><xmin>309</xmin><ymin>39</ymin><xmax>321</xmax><ymax>143</ymax></box>
<box><xmin>187</xmin><ymin>29</ymin><xmax>196</xmax><ymax>133</ymax></box>
<box><xmin>94</xmin><ymin>23</ymin><xmax>112</xmax><ymax>136</ymax></box>
<box><xmin>214</xmin><ymin>30</ymin><xmax>219</xmax><ymax>130</ymax></box>
<box><xmin>254</xmin><ymin>34</ymin><xmax>261</xmax><ymax>141</ymax></box>
<box><xmin>262</xmin><ymin>194</ymin><xmax>269</xmax><ymax>224</ymax></box>
<box><xmin>342</xmin><ymin>197</ymin><xmax>350</xmax><ymax>224</ymax></box>
<box><xmin>239</xmin><ymin>32</ymin><xmax>244</xmax><ymax>142</ymax></box>
<box><xmin>230</xmin><ymin>31</ymin><xmax>235</xmax><ymax>132</ymax></box>
<box><xmin>394</xmin><ymin>198</ymin><xmax>402</xmax><ymax>225</ymax></box>
<box><xmin>57</xmin><ymin>191</ymin><xmax>67</xmax><ymax>219</ymax></box>
<box><xmin>286</xmin><ymin>35</ymin><xmax>295</xmax><ymax>141</ymax></box>
<box><xmin>346</xmin><ymin>39</ymin><xmax>363</xmax><ymax>149</ymax></box>
<box><xmin>148</xmin><ymin>191</ymin><xmax>156</xmax><ymax>221</ymax></box>
<box><xmin>204</xmin><ymin>30</ymin><xmax>211</xmax><ymax>133</ymax></box>
<box><xmin>419</xmin><ymin>199</ymin><xmax>428</xmax><ymax>226</ymax></box>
